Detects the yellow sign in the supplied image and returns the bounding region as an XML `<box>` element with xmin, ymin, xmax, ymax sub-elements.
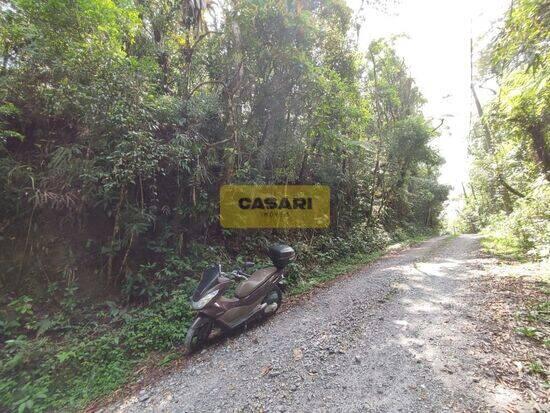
<box><xmin>220</xmin><ymin>185</ymin><xmax>330</xmax><ymax>228</ymax></box>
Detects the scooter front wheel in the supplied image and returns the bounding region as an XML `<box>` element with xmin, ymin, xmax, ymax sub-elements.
<box><xmin>184</xmin><ymin>315</ymin><xmax>213</xmax><ymax>354</ymax></box>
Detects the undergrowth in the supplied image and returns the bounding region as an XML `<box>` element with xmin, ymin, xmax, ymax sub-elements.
<box><xmin>478</xmin><ymin>178</ymin><xmax>549</xmax><ymax>262</ymax></box>
<box><xmin>481</xmin><ymin>234</ymin><xmax>528</xmax><ymax>262</ymax></box>
<box><xmin>289</xmin><ymin>233</ymin><xmax>430</xmax><ymax>295</ymax></box>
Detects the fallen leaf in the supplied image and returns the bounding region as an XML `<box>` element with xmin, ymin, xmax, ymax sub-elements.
<box><xmin>293</xmin><ymin>348</ymin><xmax>303</xmax><ymax>361</ymax></box>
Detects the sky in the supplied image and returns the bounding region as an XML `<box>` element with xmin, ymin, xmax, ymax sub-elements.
<box><xmin>346</xmin><ymin>0</ymin><xmax>511</xmax><ymax>201</ymax></box>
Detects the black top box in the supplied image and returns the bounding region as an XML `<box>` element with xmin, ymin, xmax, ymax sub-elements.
<box><xmin>268</xmin><ymin>244</ymin><xmax>295</xmax><ymax>269</ymax></box>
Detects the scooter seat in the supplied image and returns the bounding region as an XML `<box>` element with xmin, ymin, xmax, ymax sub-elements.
<box><xmin>235</xmin><ymin>267</ymin><xmax>278</xmax><ymax>298</ymax></box>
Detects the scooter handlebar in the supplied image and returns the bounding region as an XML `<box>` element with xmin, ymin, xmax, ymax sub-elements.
<box><xmin>223</xmin><ymin>270</ymin><xmax>248</xmax><ymax>280</ymax></box>
<box><xmin>234</xmin><ymin>271</ymin><xmax>248</xmax><ymax>280</ymax></box>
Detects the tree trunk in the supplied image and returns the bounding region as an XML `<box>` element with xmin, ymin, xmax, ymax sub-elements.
<box><xmin>527</xmin><ymin>122</ymin><xmax>549</xmax><ymax>178</ymax></box>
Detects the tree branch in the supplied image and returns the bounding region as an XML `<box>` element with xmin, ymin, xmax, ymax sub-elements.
<box><xmin>498</xmin><ymin>175</ymin><xmax>526</xmax><ymax>198</ymax></box>
<box><xmin>187</xmin><ymin>80</ymin><xmax>226</xmax><ymax>97</ymax></box>
<box><xmin>205</xmin><ymin>137</ymin><xmax>231</xmax><ymax>147</ymax></box>
<box><xmin>430</xmin><ymin>118</ymin><xmax>445</xmax><ymax>133</ymax></box>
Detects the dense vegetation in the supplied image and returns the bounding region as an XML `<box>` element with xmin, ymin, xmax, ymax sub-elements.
<box><xmin>455</xmin><ymin>0</ymin><xmax>549</xmax><ymax>260</ymax></box>
<box><xmin>0</xmin><ymin>0</ymin><xmax>449</xmax><ymax>411</ymax></box>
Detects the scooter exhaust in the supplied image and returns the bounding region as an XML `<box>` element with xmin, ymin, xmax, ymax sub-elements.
<box><xmin>263</xmin><ymin>302</ymin><xmax>279</xmax><ymax>314</ymax></box>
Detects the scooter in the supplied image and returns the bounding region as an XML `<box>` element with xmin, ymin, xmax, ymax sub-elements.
<box><xmin>184</xmin><ymin>244</ymin><xmax>295</xmax><ymax>354</ymax></box>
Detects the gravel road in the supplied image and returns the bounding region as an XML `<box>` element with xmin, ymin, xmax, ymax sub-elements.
<box><xmin>106</xmin><ymin>235</ymin><xmax>530</xmax><ymax>412</ymax></box>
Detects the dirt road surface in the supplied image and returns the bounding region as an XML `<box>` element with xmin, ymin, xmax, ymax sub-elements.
<box><xmin>105</xmin><ymin>235</ymin><xmax>538</xmax><ymax>412</ymax></box>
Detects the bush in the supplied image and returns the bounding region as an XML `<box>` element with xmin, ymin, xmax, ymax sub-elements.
<box><xmin>482</xmin><ymin>177</ymin><xmax>550</xmax><ymax>260</ymax></box>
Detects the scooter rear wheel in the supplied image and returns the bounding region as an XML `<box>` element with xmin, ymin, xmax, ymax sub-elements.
<box><xmin>261</xmin><ymin>286</ymin><xmax>282</xmax><ymax>317</ymax></box>
<box><xmin>184</xmin><ymin>316</ymin><xmax>213</xmax><ymax>354</ymax></box>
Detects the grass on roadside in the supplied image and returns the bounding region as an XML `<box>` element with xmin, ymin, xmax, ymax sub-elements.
<box><xmin>289</xmin><ymin>250</ymin><xmax>384</xmax><ymax>295</ymax></box>
<box><xmin>481</xmin><ymin>233</ymin><xmax>528</xmax><ymax>262</ymax></box>
<box><xmin>289</xmin><ymin>234</ymin><xmax>431</xmax><ymax>296</ymax></box>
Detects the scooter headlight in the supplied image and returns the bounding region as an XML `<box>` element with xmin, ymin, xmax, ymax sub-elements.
<box><xmin>191</xmin><ymin>289</ymin><xmax>219</xmax><ymax>310</ymax></box>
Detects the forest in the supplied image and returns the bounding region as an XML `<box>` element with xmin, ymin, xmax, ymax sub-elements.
<box><xmin>0</xmin><ymin>0</ymin><xmax>547</xmax><ymax>411</ymax></box>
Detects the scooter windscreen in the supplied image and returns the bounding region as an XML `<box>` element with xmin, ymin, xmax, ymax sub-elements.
<box><xmin>192</xmin><ymin>265</ymin><xmax>221</xmax><ymax>301</ymax></box>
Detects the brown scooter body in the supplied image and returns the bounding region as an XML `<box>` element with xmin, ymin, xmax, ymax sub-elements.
<box><xmin>200</xmin><ymin>267</ymin><xmax>284</xmax><ymax>329</ymax></box>
<box><xmin>184</xmin><ymin>244</ymin><xmax>295</xmax><ymax>353</ymax></box>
